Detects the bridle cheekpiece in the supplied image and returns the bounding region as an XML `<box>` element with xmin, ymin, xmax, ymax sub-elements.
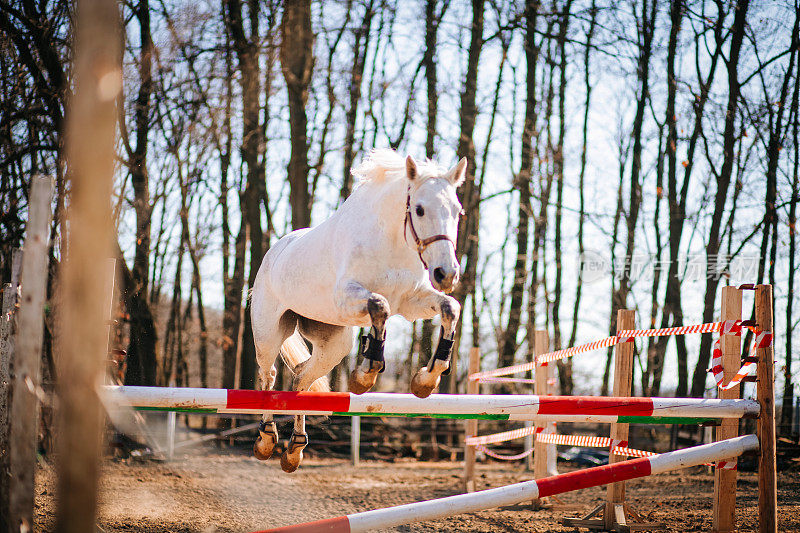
<box><xmin>404</xmin><ymin>184</ymin><xmax>457</xmax><ymax>270</ymax></box>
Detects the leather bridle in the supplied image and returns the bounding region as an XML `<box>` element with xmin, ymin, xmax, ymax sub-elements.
<box><xmin>404</xmin><ymin>185</ymin><xmax>457</xmax><ymax>269</ymax></box>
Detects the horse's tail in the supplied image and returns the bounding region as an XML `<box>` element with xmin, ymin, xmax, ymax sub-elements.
<box><xmin>279</xmin><ymin>332</ymin><xmax>330</xmax><ymax>393</ymax></box>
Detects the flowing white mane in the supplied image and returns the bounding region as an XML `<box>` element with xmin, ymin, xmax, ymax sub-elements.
<box><xmin>352</xmin><ymin>148</ymin><xmax>446</xmax><ymax>184</ymax></box>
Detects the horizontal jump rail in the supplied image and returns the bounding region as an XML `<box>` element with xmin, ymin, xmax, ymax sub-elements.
<box><xmin>255</xmin><ymin>435</ymin><xmax>758</xmax><ymax>532</ymax></box>
<box><xmin>105</xmin><ymin>386</ymin><xmax>759</xmax><ymax>420</ymax></box>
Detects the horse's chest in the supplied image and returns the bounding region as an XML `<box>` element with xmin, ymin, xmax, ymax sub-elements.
<box><xmin>360</xmin><ymin>269</ymin><xmax>420</xmax><ymax>306</ymax></box>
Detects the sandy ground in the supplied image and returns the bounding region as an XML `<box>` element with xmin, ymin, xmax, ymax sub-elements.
<box><xmin>33</xmin><ymin>444</ymin><xmax>800</xmax><ymax>533</ymax></box>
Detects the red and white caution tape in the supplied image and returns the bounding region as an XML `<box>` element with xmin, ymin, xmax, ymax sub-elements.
<box><xmin>470</xmin><ymin>336</ymin><xmax>618</xmax><ymax>381</ymax></box>
<box><xmin>475</xmin><ymin>445</ymin><xmax>535</xmax><ymax>461</ymax></box>
<box><xmin>475</xmin><ymin>376</ymin><xmax>537</xmax><ymax>385</ymax></box>
<box><xmin>473</xmin><ymin>430</ymin><xmax>730</xmax><ymax>467</ymax></box>
<box><xmin>471</xmin><ymin>322</ymin><xmax>726</xmax><ymax>381</ymax></box>
<box><xmin>470</xmin><ymin>319</ymin><xmax>774</xmax><ymax>390</ymax></box>
<box><xmin>466</xmin><ymin>425</ymin><xmax>541</xmax><ymax>446</ymax></box>
<box><xmin>710</xmin><ymin>320</ymin><xmax>773</xmax><ymax>390</ymax></box>
<box><xmin>615</xmin><ymin>445</ymin><xmax>656</xmax><ymax>459</ymax></box>
<box><xmin>617</xmin><ymin>321</ymin><xmax>722</xmax><ymax>338</ymax></box>
<box><xmin>536</xmin><ymin>336</ymin><xmax>621</xmax><ymax>364</ymax></box>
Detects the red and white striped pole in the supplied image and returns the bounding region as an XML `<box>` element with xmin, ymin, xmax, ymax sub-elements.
<box><xmin>255</xmin><ymin>435</ymin><xmax>758</xmax><ymax>533</ymax></box>
<box><xmin>106</xmin><ymin>386</ymin><xmax>759</xmax><ymax>421</ymax></box>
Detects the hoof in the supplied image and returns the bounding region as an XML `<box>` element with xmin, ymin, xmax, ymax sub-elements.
<box><xmin>253</xmin><ymin>425</ymin><xmax>278</xmax><ymax>461</ymax></box>
<box><xmin>280</xmin><ymin>434</ymin><xmax>307</xmax><ymax>473</ymax></box>
<box><xmin>410</xmin><ymin>360</ymin><xmax>449</xmax><ymax>398</ymax></box>
<box><xmin>348</xmin><ymin>367</ymin><xmax>379</xmax><ymax>395</ymax></box>
<box><xmin>280</xmin><ymin>450</ymin><xmax>303</xmax><ymax>473</ymax></box>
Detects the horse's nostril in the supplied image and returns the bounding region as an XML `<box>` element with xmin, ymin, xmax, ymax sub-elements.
<box><xmin>433</xmin><ymin>267</ymin><xmax>445</xmax><ymax>284</ymax></box>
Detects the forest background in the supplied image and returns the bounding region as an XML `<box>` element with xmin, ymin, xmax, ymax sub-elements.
<box><xmin>1</xmin><ymin>0</ymin><xmax>798</xmax><ymax>431</ymax></box>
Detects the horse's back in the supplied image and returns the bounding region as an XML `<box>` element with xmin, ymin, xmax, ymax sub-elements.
<box><xmin>256</xmin><ymin>224</ymin><xmax>348</xmax><ymax>323</ymax></box>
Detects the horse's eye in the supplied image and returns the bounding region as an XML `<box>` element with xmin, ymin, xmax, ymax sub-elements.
<box><xmin>415</xmin><ymin>205</ymin><xmax>425</xmax><ymax>217</ymax></box>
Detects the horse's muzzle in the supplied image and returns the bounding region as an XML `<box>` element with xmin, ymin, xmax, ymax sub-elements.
<box><xmin>432</xmin><ymin>267</ymin><xmax>458</xmax><ymax>293</ymax></box>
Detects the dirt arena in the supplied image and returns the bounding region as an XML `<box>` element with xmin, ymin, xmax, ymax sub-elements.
<box><xmin>34</xmin><ymin>447</ymin><xmax>800</xmax><ymax>532</ymax></box>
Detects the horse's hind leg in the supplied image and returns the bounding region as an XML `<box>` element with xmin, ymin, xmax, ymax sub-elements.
<box><xmin>281</xmin><ymin>321</ymin><xmax>354</xmax><ymax>471</ymax></box>
<box><xmin>281</xmin><ymin>320</ymin><xmax>354</xmax><ymax>473</ymax></box>
<box><xmin>253</xmin><ymin>365</ymin><xmax>279</xmax><ymax>460</ymax></box>
<box><xmin>252</xmin><ymin>310</ymin><xmax>296</xmax><ymax>461</ymax></box>
<box><xmin>333</xmin><ymin>280</ymin><xmax>390</xmax><ymax>394</ymax></box>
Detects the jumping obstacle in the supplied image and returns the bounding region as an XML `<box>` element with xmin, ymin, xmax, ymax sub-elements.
<box><xmin>106</xmin><ymin>386</ymin><xmax>758</xmax><ymax>422</ymax></box>
<box><xmin>102</xmin><ymin>285</ymin><xmax>778</xmax><ymax>532</ymax></box>
<box><xmin>255</xmin><ymin>435</ymin><xmax>759</xmax><ymax>532</ymax></box>
<box><xmin>459</xmin><ymin>285</ymin><xmax>777</xmax><ymax>532</ymax></box>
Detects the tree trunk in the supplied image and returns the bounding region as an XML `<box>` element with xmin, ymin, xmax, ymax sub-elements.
<box><xmin>651</xmin><ymin>1</ymin><xmax>725</xmax><ymax>396</ymax></box>
<box><xmin>567</xmin><ymin>0</ymin><xmax>595</xmax><ymax>356</ymax></box>
<box><xmin>222</xmin><ymin>213</ymin><xmax>247</xmax><ymax>390</ymax></box>
<box><xmin>644</xmin><ymin>125</ymin><xmax>666</xmax><ymax>397</ymax></box>
<box><xmin>605</xmin><ymin>0</ymin><xmax>656</xmax><ymax>394</ymax></box>
<box><xmin>281</xmin><ymin>0</ymin><xmax>314</xmax><ymax>230</ymax></box>
<box><xmin>783</xmin><ymin>48</ymin><xmax>800</xmax><ymax>432</ymax></box>
<box><xmin>759</xmin><ymin>4</ymin><xmax>799</xmax><ymax>426</ymax></box>
<box><xmin>449</xmin><ymin>0</ymin><xmax>485</xmax><ymax>393</ymax></box>
<box><xmin>552</xmin><ymin>0</ymin><xmax>572</xmax><ymax>395</ymax></box>
<box><xmin>499</xmin><ymin>0</ymin><xmax>539</xmax><ymax>378</ymax></box>
<box><xmin>340</xmin><ymin>1</ymin><xmax>375</xmax><ymax>201</ymax></box>
<box><xmin>226</xmin><ymin>0</ymin><xmax>276</xmax><ymax>389</ymax></box>
<box><xmin>690</xmin><ymin>0</ymin><xmax>749</xmax><ymax>398</ymax></box>
<box><xmin>125</xmin><ymin>0</ymin><xmax>158</xmax><ymax>386</ymax></box>
<box><xmin>420</xmin><ymin>0</ymin><xmax>442</xmax><ymax>388</ymax></box>
<box><xmin>645</xmin><ymin>0</ymin><xmax>683</xmax><ymax>397</ymax></box>
<box><xmin>609</xmin><ymin>0</ymin><xmax>655</xmax><ymax>320</ymax></box>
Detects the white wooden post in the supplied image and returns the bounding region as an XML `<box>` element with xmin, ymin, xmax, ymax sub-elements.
<box><xmin>9</xmin><ymin>176</ymin><xmax>53</xmax><ymax>532</ymax></box>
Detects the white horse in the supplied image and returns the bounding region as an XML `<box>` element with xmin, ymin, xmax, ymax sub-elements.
<box><xmin>250</xmin><ymin>149</ymin><xmax>465</xmax><ymax>472</ymax></box>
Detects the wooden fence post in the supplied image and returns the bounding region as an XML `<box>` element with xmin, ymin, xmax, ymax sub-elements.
<box><xmin>604</xmin><ymin>309</ymin><xmax>635</xmax><ymax>530</ymax></box>
<box><xmin>8</xmin><ymin>176</ymin><xmax>54</xmax><ymax>532</ymax></box>
<box><xmin>351</xmin><ymin>415</ymin><xmax>361</xmax><ymax>467</ymax></box>
<box><xmin>755</xmin><ymin>285</ymin><xmax>777</xmax><ymax>533</ymax></box>
<box><xmin>1</xmin><ymin>247</ymin><xmax>23</xmax><ymax>527</ymax></box>
<box><xmin>713</xmin><ymin>286</ymin><xmax>742</xmax><ymax>532</ymax></box>
<box><xmin>464</xmin><ymin>346</ymin><xmax>480</xmax><ymax>492</ymax></box>
<box><xmin>533</xmin><ymin>330</ymin><xmax>552</xmax><ymax>507</ymax></box>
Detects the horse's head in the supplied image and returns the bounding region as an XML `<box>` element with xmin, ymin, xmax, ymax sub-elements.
<box><xmin>404</xmin><ymin>155</ymin><xmax>466</xmax><ymax>293</ymax></box>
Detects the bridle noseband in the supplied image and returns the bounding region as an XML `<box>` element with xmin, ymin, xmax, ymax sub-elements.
<box><xmin>404</xmin><ymin>185</ymin><xmax>457</xmax><ymax>270</ymax></box>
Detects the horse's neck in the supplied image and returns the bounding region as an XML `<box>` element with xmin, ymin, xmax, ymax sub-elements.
<box><xmin>358</xmin><ymin>179</ymin><xmax>415</xmax><ymax>257</ymax></box>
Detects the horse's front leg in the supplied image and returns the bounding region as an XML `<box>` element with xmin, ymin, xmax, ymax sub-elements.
<box><xmin>335</xmin><ymin>280</ymin><xmax>390</xmax><ymax>394</ymax></box>
<box><xmin>404</xmin><ymin>291</ymin><xmax>461</xmax><ymax>398</ymax></box>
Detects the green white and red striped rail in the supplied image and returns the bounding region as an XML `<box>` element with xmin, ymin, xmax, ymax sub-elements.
<box><xmin>107</xmin><ymin>386</ymin><xmax>758</xmax><ymax>423</ymax></box>
<box><xmin>254</xmin><ymin>435</ymin><xmax>758</xmax><ymax>533</ymax></box>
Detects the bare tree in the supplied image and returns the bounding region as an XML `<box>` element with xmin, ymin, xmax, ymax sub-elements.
<box><xmin>499</xmin><ymin>0</ymin><xmax>539</xmax><ymax>376</ymax></box>
<box><xmin>340</xmin><ymin>0</ymin><xmax>375</xmax><ymax>202</ymax></box>
<box><xmin>451</xmin><ymin>0</ymin><xmax>485</xmax><ymax>393</ymax></box>
<box><xmin>552</xmin><ymin>0</ymin><xmax>572</xmax><ymax>394</ymax></box>
<box><xmin>783</xmin><ymin>44</ymin><xmax>800</xmax><ymax>432</ymax></box>
<box><xmin>566</xmin><ymin>0</ymin><xmax>596</xmax><ymax>372</ymax></box>
<box><xmin>604</xmin><ymin>0</ymin><xmax>656</xmax><ymax>395</ymax></box>
<box><xmin>123</xmin><ymin>0</ymin><xmax>158</xmax><ymax>386</ymax></box>
<box><xmin>691</xmin><ymin>0</ymin><xmax>750</xmax><ymax>398</ymax></box>
<box><xmin>281</xmin><ymin>0</ymin><xmax>315</xmax><ymax>230</ymax></box>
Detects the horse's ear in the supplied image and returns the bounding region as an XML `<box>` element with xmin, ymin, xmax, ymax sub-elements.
<box><xmin>446</xmin><ymin>157</ymin><xmax>468</xmax><ymax>187</ymax></box>
<box><xmin>406</xmin><ymin>155</ymin><xmax>419</xmax><ymax>181</ymax></box>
